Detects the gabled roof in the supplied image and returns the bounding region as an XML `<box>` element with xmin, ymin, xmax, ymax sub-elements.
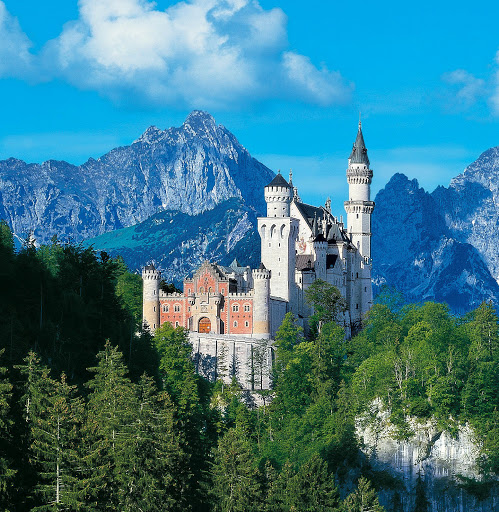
<box><xmin>294</xmin><ymin>202</ymin><xmax>325</xmax><ymax>229</ymax></box>
<box><xmin>266</xmin><ymin>173</ymin><xmax>291</xmax><ymax>188</ymax></box>
<box><xmin>349</xmin><ymin>121</ymin><xmax>370</xmax><ymax>166</ymax></box>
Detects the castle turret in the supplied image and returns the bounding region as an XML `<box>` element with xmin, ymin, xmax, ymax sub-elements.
<box><xmin>344</xmin><ymin>121</ymin><xmax>374</xmax><ymax>315</ymax></box>
<box><xmin>252</xmin><ymin>263</ymin><xmax>271</xmax><ymax>338</ymax></box>
<box><xmin>258</xmin><ymin>173</ymin><xmax>298</xmax><ymax>303</ymax></box>
<box><xmin>142</xmin><ymin>264</ymin><xmax>161</xmax><ymax>331</ymax></box>
<box><xmin>264</xmin><ymin>172</ymin><xmax>293</xmax><ymax>217</ymax></box>
<box><xmin>312</xmin><ymin>234</ymin><xmax>328</xmax><ymax>281</ymax></box>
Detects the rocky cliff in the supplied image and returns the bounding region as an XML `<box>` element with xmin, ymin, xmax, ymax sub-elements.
<box><xmin>0</xmin><ymin>110</ymin><xmax>274</xmax><ymax>244</ymax></box>
<box><xmin>357</xmin><ymin>404</ymin><xmax>498</xmax><ymax>511</ymax></box>
<box><xmin>372</xmin><ymin>164</ymin><xmax>499</xmax><ymax>313</ymax></box>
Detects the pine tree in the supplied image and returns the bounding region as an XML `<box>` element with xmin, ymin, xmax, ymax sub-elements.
<box><xmin>82</xmin><ymin>341</ymin><xmax>138</xmax><ymax>510</ymax></box>
<box><xmin>287</xmin><ymin>453</ymin><xmax>339</xmax><ymax>512</ymax></box>
<box><xmin>0</xmin><ymin>349</ymin><xmax>15</xmax><ymax>507</ymax></box>
<box><xmin>413</xmin><ymin>471</ymin><xmax>428</xmax><ymax>512</ymax></box>
<box><xmin>211</xmin><ymin>428</ymin><xmax>263</xmax><ymax>512</ymax></box>
<box><xmin>15</xmin><ymin>351</ymin><xmax>55</xmax><ymax>509</ymax></box>
<box><xmin>115</xmin><ymin>373</ymin><xmax>189</xmax><ymax>512</ymax></box>
<box><xmin>341</xmin><ymin>477</ymin><xmax>385</xmax><ymax>512</ymax></box>
<box><xmin>30</xmin><ymin>373</ymin><xmax>84</xmax><ymax>511</ymax></box>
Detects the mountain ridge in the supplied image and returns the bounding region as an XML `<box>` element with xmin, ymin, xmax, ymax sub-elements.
<box><xmin>0</xmin><ymin>110</ymin><xmax>274</xmax><ymax>245</ymax></box>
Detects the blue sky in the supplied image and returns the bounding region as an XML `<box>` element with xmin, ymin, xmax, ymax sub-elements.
<box><xmin>1</xmin><ymin>0</ymin><xmax>498</xmax><ymax>212</ymax></box>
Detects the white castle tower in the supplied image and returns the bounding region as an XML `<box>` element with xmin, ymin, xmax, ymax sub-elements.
<box><xmin>142</xmin><ymin>264</ymin><xmax>161</xmax><ymax>331</ymax></box>
<box><xmin>344</xmin><ymin>121</ymin><xmax>374</xmax><ymax>314</ymax></box>
<box><xmin>257</xmin><ymin>173</ymin><xmax>299</xmax><ymax>303</ymax></box>
<box><xmin>251</xmin><ymin>264</ymin><xmax>271</xmax><ymax>338</ymax></box>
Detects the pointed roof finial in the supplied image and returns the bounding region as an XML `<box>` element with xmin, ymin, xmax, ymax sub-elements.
<box><xmin>359</xmin><ymin>111</ymin><xmax>362</xmax><ymax>128</ymax></box>
<box><xmin>349</xmin><ymin>118</ymin><xmax>369</xmax><ymax>166</ymax></box>
<box><xmin>277</xmin><ymin>169</ymin><xmax>281</xmax><ymax>174</ymax></box>
<box><xmin>289</xmin><ymin>169</ymin><xmax>293</xmax><ymax>186</ymax></box>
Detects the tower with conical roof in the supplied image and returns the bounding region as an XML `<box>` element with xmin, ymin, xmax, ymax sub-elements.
<box><xmin>258</xmin><ymin>172</ymin><xmax>299</xmax><ymax>305</ymax></box>
<box><xmin>344</xmin><ymin>121</ymin><xmax>374</xmax><ymax>315</ymax></box>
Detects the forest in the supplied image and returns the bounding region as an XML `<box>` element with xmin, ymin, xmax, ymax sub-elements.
<box><xmin>0</xmin><ymin>219</ymin><xmax>497</xmax><ymax>511</ymax></box>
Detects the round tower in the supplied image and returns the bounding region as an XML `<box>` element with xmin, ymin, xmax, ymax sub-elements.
<box><xmin>344</xmin><ymin>120</ymin><xmax>374</xmax><ymax>318</ymax></box>
<box><xmin>142</xmin><ymin>264</ymin><xmax>161</xmax><ymax>331</ymax></box>
<box><xmin>344</xmin><ymin>120</ymin><xmax>375</xmax><ymax>261</ymax></box>
<box><xmin>252</xmin><ymin>264</ymin><xmax>271</xmax><ymax>339</ymax></box>
<box><xmin>264</xmin><ymin>172</ymin><xmax>293</xmax><ymax>218</ymax></box>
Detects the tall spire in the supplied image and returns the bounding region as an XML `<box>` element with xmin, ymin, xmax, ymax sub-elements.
<box><xmin>349</xmin><ymin>120</ymin><xmax>370</xmax><ymax>166</ymax></box>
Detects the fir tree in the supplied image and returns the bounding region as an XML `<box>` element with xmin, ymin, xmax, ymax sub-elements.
<box><xmin>287</xmin><ymin>453</ymin><xmax>339</xmax><ymax>512</ymax></box>
<box><xmin>30</xmin><ymin>373</ymin><xmax>84</xmax><ymax>511</ymax></box>
<box><xmin>0</xmin><ymin>349</ymin><xmax>14</xmax><ymax>508</ymax></box>
<box><xmin>82</xmin><ymin>341</ymin><xmax>138</xmax><ymax>510</ymax></box>
<box><xmin>341</xmin><ymin>477</ymin><xmax>385</xmax><ymax>512</ymax></box>
<box><xmin>211</xmin><ymin>428</ymin><xmax>263</xmax><ymax>512</ymax></box>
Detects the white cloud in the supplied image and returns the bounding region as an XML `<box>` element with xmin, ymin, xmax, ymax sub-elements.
<box><xmin>0</xmin><ymin>1</ymin><xmax>33</xmax><ymax>78</ymax></box>
<box><xmin>442</xmin><ymin>69</ymin><xmax>485</xmax><ymax>109</ymax></box>
<box><xmin>38</xmin><ymin>0</ymin><xmax>350</xmax><ymax>108</ymax></box>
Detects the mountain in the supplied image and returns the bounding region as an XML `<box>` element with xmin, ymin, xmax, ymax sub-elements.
<box><xmin>372</xmin><ymin>165</ymin><xmax>499</xmax><ymax>312</ymax></box>
<box><xmin>0</xmin><ymin>111</ymin><xmax>274</xmax><ymax>244</ymax></box>
<box><xmin>84</xmin><ymin>198</ymin><xmax>260</xmax><ymax>286</ymax></box>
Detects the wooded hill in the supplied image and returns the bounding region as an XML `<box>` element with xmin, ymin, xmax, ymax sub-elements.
<box><xmin>0</xmin><ymin>220</ymin><xmax>497</xmax><ymax>511</ymax></box>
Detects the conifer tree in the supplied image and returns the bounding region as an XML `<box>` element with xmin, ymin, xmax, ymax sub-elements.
<box><xmin>341</xmin><ymin>477</ymin><xmax>385</xmax><ymax>512</ymax></box>
<box><xmin>413</xmin><ymin>471</ymin><xmax>428</xmax><ymax>512</ymax></box>
<box><xmin>0</xmin><ymin>349</ymin><xmax>14</xmax><ymax>507</ymax></box>
<box><xmin>287</xmin><ymin>453</ymin><xmax>339</xmax><ymax>512</ymax></box>
<box><xmin>82</xmin><ymin>341</ymin><xmax>138</xmax><ymax>510</ymax></box>
<box><xmin>115</xmin><ymin>373</ymin><xmax>189</xmax><ymax>512</ymax></box>
<box><xmin>30</xmin><ymin>373</ymin><xmax>84</xmax><ymax>511</ymax></box>
<box><xmin>211</xmin><ymin>428</ymin><xmax>263</xmax><ymax>512</ymax></box>
<box><xmin>15</xmin><ymin>351</ymin><xmax>55</xmax><ymax>508</ymax></box>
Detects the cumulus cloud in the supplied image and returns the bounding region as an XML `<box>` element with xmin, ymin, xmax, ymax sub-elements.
<box><xmin>38</xmin><ymin>0</ymin><xmax>351</xmax><ymax>108</ymax></box>
<box><xmin>0</xmin><ymin>1</ymin><xmax>33</xmax><ymax>78</ymax></box>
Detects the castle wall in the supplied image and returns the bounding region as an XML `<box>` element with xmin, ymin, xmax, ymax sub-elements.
<box><xmin>190</xmin><ymin>332</ymin><xmax>273</xmax><ymax>390</ymax></box>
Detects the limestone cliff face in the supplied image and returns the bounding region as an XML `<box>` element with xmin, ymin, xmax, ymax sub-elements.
<box><xmin>357</xmin><ymin>404</ymin><xmax>498</xmax><ymax>511</ymax></box>
<box><xmin>0</xmin><ymin>110</ymin><xmax>274</xmax><ymax>244</ymax></box>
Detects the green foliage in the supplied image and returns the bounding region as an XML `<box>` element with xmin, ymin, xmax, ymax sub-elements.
<box><xmin>0</xmin><ymin>349</ymin><xmax>15</xmax><ymax>506</ymax></box>
<box><xmin>211</xmin><ymin>428</ymin><xmax>263</xmax><ymax>512</ymax></box>
<box><xmin>341</xmin><ymin>477</ymin><xmax>385</xmax><ymax>512</ymax></box>
<box><xmin>305</xmin><ymin>279</ymin><xmax>346</xmax><ymax>334</ymax></box>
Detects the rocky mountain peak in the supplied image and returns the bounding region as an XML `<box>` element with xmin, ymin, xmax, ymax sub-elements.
<box><xmin>134</xmin><ymin>125</ymin><xmax>164</xmax><ymax>145</ymax></box>
<box><xmin>451</xmin><ymin>146</ymin><xmax>499</xmax><ymax>191</ymax></box>
<box><xmin>181</xmin><ymin>110</ymin><xmax>219</xmax><ymax>137</ymax></box>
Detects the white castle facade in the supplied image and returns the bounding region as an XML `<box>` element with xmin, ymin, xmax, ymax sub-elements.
<box><xmin>143</xmin><ymin>122</ymin><xmax>374</xmax><ymax>389</ymax></box>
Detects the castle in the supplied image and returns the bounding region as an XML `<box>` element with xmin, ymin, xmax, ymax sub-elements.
<box><xmin>143</xmin><ymin>121</ymin><xmax>374</xmax><ymax>389</ymax></box>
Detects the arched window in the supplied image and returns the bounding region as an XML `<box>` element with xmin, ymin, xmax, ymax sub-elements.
<box><xmin>175</xmin><ymin>321</ymin><xmax>179</xmax><ymax>327</ymax></box>
<box><xmin>244</xmin><ymin>304</ymin><xmax>250</xmax><ymax>312</ymax></box>
<box><xmin>163</xmin><ymin>304</ymin><xmax>169</xmax><ymax>313</ymax></box>
<box><xmin>260</xmin><ymin>224</ymin><xmax>266</xmax><ymax>239</ymax></box>
<box><xmin>199</xmin><ymin>286</ymin><xmax>204</xmax><ymax>293</ymax></box>
<box><xmin>245</xmin><ymin>321</ymin><xmax>249</xmax><ymax>327</ymax></box>
<box><xmin>208</xmin><ymin>287</ymin><xmax>213</xmax><ymax>293</ymax></box>
<box><xmin>232</xmin><ymin>304</ymin><xmax>239</xmax><ymax>312</ymax></box>
<box><xmin>233</xmin><ymin>321</ymin><xmax>238</xmax><ymax>327</ymax></box>
<box><xmin>280</xmin><ymin>224</ymin><xmax>286</xmax><ymax>238</ymax></box>
<box><xmin>174</xmin><ymin>304</ymin><xmax>180</xmax><ymax>313</ymax></box>
<box><xmin>270</xmin><ymin>224</ymin><xmax>276</xmax><ymax>238</ymax></box>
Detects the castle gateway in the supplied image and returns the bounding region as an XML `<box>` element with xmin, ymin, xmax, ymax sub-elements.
<box><xmin>143</xmin><ymin>122</ymin><xmax>374</xmax><ymax>390</ymax></box>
